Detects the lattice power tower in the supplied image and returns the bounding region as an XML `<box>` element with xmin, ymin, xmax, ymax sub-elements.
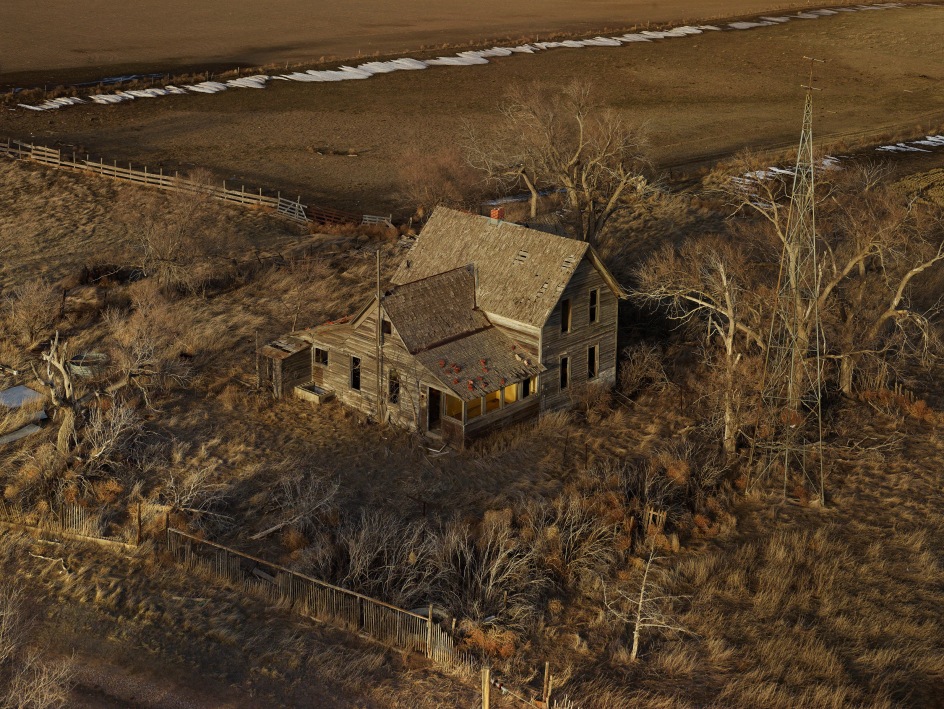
<box><xmin>750</xmin><ymin>60</ymin><xmax>826</xmax><ymax>503</ymax></box>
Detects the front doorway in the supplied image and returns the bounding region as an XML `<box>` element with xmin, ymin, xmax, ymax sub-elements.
<box><xmin>427</xmin><ymin>387</ymin><xmax>442</xmax><ymax>432</ymax></box>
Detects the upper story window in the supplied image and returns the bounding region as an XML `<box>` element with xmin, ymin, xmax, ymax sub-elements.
<box><xmin>560</xmin><ymin>299</ymin><xmax>572</xmax><ymax>334</ymax></box>
<box><xmin>314</xmin><ymin>348</ymin><xmax>329</xmax><ymax>366</ymax></box>
<box><xmin>381</xmin><ymin>319</ymin><xmax>392</xmax><ymax>336</ymax></box>
<box><xmin>589</xmin><ymin>289</ymin><xmax>599</xmax><ymax>324</ymax></box>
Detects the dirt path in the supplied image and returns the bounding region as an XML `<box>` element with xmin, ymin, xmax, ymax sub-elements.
<box><xmin>68</xmin><ymin>653</ymin><xmax>246</xmax><ymax>709</ymax></box>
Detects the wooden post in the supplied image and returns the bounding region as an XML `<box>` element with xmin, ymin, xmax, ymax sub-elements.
<box><xmin>481</xmin><ymin>668</ymin><xmax>491</xmax><ymax>709</ymax></box>
<box><xmin>426</xmin><ymin>604</ymin><xmax>433</xmax><ymax>658</ymax></box>
<box><xmin>375</xmin><ymin>250</ymin><xmax>384</xmax><ymax>424</ymax></box>
<box><xmin>543</xmin><ymin>662</ymin><xmax>552</xmax><ymax>704</ymax></box>
<box><xmin>164</xmin><ymin>512</ymin><xmax>170</xmax><ymax>550</ymax></box>
<box><xmin>136</xmin><ymin>502</ymin><xmax>142</xmax><ymax>546</ymax></box>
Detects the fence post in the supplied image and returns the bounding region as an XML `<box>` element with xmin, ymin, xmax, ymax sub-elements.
<box><xmin>543</xmin><ymin>662</ymin><xmax>552</xmax><ymax>705</ymax></box>
<box><xmin>481</xmin><ymin>668</ymin><xmax>490</xmax><ymax>709</ymax></box>
<box><xmin>426</xmin><ymin>605</ymin><xmax>433</xmax><ymax>659</ymax></box>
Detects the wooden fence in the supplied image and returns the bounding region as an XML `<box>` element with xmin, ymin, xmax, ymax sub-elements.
<box><xmin>165</xmin><ymin>528</ymin><xmax>476</xmax><ymax>672</ymax></box>
<box><xmin>0</xmin><ymin>137</ymin><xmax>384</xmax><ymax>227</ymax></box>
<box><xmin>0</xmin><ymin>497</ymin><xmax>138</xmax><ymax>549</ymax></box>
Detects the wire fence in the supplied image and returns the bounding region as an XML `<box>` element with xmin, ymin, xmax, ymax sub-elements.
<box><xmin>0</xmin><ymin>137</ymin><xmax>392</xmax><ymax>228</ymax></box>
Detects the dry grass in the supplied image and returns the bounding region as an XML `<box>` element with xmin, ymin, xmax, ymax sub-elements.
<box><xmin>3</xmin><ymin>144</ymin><xmax>944</xmax><ymax>708</ymax></box>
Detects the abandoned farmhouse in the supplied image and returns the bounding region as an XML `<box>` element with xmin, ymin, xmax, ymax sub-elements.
<box><xmin>261</xmin><ymin>207</ymin><xmax>623</xmax><ymax>447</ymax></box>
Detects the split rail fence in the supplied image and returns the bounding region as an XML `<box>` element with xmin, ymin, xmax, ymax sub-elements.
<box><xmin>0</xmin><ymin>138</ymin><xmax>391</xmax><ymax>228</ymax></box>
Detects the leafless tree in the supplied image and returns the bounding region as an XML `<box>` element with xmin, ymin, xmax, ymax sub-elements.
<box><xmin>603</xmin><ymin>548</ymin><xmax>694</xmax><ymax>662</ymax></box>
<box><xmin>634</xmin><ymin>236</ymin><xmax>766</xmax><ymax>459</ymax></box>
<box><xmin>250</xmin><ymin>462</ymin><xmax>338</xmax><ymax>541</ymax></box>
<box><xmin>467</xmin><ymin>82</ymin><xmax>650</xmax><ymax>245</ymax></box>
<box><xmin>3</xmin><ymin>280</ymin><xmax>60</xmax><ymax>348</ymax></box>
<box><xmin>120</xmin><ymin>169</ymin><xmax>228</xmax><ymax>294</ymax></box>
<box><xmin>0</xmin><ymin>585</ymin><xmax>72</xmax><ymax>709</ymax></box>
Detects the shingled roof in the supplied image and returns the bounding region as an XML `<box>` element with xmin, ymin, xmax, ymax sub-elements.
<box><xmin>381</xmin><ymin>266</ymin><xmax>489</xmax><ymax>354</ymax></box>
<box><xmin>391</xmin><ymin>207</ymin><xmax>622</xmax><ymax>328</ymax></box>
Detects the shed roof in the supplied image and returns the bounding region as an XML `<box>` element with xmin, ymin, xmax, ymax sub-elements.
<box><xmin>391</xmin><ymin>207</ymin><xmax>622</xmax><ymax>328</ymax></box>
<box><xmin>382</xmin><ymin>266</ymin><xmax>489</xmax><ymax>354</ymax></box>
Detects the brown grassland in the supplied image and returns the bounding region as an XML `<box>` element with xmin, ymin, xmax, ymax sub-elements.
<box><xmin>2</xmin><ymin>3</ymin><xmax>944</xmax><ymax>707</ymax></box>
<box><xmin>1</xmin><ymin>144</ymin><xmax>944</xmax><ymax>706</ymax></box>
<box><xmin>1</xmin><ymin>4</ymin><xmax>942</xmax><ymax>215</ymax></box>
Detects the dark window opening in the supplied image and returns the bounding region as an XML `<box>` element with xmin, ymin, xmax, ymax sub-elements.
<box><xmin>560</xmin><ymin>299</ymin><xmax>572</xmax><ymax>333</ymax></box>
<box><xmin>382</xmin><ymin>319</ymin><xmax>392</xmax><ymax>336</ymax></box>
<box><xmin>560</xmin><ymin>356</ymin><xmax>570</xmax><ymax>390</ymax></box>
<box><xmin>351</xmin><ymin>357</ymin><xmax>361</xmax><ymax>390</ymax></box>
<box><xmin>589</xmin><ymin>289</ymin><xmax>599</xmax><ymax>324</ymax></box>
<box><xmin>588</xmin><ymin>345</ymin><xmax>598</xmax><ymax>380</ymax></box>
<box><xmin>520</xmin><ymin>376</ymin><xmax>533</xmax><ymax>399</ymax></box>
<box><xmin>388</xmin><ymin>370</ymin><xmax>400</xmax><ymax>404</ymax></box>
<box><xmin>314</xmin><ymin>348</ymin><xmax>329</xmax><ymax>366</ymax></box>
<box><xmin>428</xmin><ymin>388</ymin><xmax>442</xmax><ymax>431</ymax></box>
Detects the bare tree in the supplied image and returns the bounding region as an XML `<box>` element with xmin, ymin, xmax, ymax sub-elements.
<box><xmin>120</xmin><ymin>169</ymin><xmax>228</xmax><ymax>294</ymax></box>
<box><xmin>467</xmin><ymin>82</ymin><xmax>650</xmax><ymax>244</ymax></box>
<box><xmin>3</xmin><ymin>280</ymin><xmax>60</xmax><ymax>348</ymax></box>
<box><xmin>603</xmin><ymin>548</ymin><xmax>693</xmax><ymax>662</ymax></box>
<box><xmin>717</xmin><ymin>153</ymin><xmax>944</xmax><ymax>396</ymax></box>
<box><xmin>0</xmin><ymin>585</ymin><xmax>72</xmax><ymax>709</ymax></box>
<box><xmin>634</xmin><ymin>236</ymin><xmax>766</xmax><ymax>460</ymax></box>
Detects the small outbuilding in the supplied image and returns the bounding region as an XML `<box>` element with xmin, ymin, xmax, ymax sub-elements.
<box><xmin>261</xmin><ymin>207</ymin><xmax>623</xmax><ymax>447</ymax></box>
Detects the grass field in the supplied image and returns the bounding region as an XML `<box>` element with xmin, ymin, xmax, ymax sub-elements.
<box><xmin>3</xmin><ymin>4</ymin><xmax>942</xmax><ymax>215</ymax></box>
<box><xmin>0</xmin><ymin>0</ymin><xmax>911</xmax><ymax>85</ymax></box>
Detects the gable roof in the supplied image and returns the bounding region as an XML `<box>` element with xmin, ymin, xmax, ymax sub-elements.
<box><xmin>391</xmin><ymin>207</ymin><xmax>622</xmax><ymax>328</ymax></box>
<box><xmin>382</xmin><ymin>266</ymin><xmax>489</xmax><ymax>354</ymax></box>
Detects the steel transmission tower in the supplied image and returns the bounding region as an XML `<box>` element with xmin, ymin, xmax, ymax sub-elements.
<box><xmin>749</xmin><ymin>60</ymin><xmax>826</xmax><ymax>504</ymax></box>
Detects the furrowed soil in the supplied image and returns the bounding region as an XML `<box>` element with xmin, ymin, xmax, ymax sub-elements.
<box><xmin>2</xmin><ymin>5</ymin><xmax>942</xmax><ymax>214</ymax></box>
<box><xmin>0</xmin><ymin>0</ymin><xmax>916</xmax><ymax>84</ymax></box>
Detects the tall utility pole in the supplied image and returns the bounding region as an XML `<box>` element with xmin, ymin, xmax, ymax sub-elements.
<box><xmin>750</xmin><ymin>58</ymin><xmax>827</xmax><ymax>504</ymax></box>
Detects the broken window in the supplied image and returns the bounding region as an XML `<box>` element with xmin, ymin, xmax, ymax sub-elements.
<box><xmin>382</xmin><ymin>319</ymin><xmax>392</xmax><ymax>336</ymax></box>
<box><xmin>314</xmin><ymin>348</ymin><xmax>329</xmax><ymax>366</ymax></box>
<box><xmin>589</xmin><ymin>289</ymin><xmax>599</xmax><ymax>324</ymax></box>
<box><xmin>466</xmin><ymin>397</ymin><xmax>483</xmax><ymax>419</ymax></box>
<box><xmin>560</xmin><ymin>356</ymin><xmax>570</xmax><ymax>390</ymax></box>
<box><xmin>502</xmin><ymin>384</ymin><xmax>519</xmax><ymax>406</ymax></box>
<box><xmin>560</xmin><ymin>299</ymin><xmax>572</xmax><ymax>333</ymax></box>
<box><xmin>520</xmin><ymin>376</ymin><xmax>538</xmax><ymax>399</ymax></box>
<box><xmin>485</xmin><ymin>390</ymin><xmax>501</xmax><ymax>413</ymax></box>
<box><xmin>444</xmin><ymin>393</ymin><xmax>463</xmax><ymax>420</ymax></box>
<box><xmin>388</xmin><ymin>370</ymin><xmax>400</xmax><ymax>404</ymax></box>
<box><xmin>351</xmin><ymin>356</ymin><xmax>361</xmax><ymax>390</ymax></box>
<box><xmin>588</xmin><ymin>345</ymin><xmax>598</xmax><ymax>380</ymax></box>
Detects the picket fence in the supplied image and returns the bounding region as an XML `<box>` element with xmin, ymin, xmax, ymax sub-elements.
<box><xmin>0</xmin><ymin>138</ymin><xmax>391</xmax><ymax>228</ymax></box>
<box><xmin>165</xmin><ymin>528</ymin><xmax>477</xmax><ymax>671</ymax></box>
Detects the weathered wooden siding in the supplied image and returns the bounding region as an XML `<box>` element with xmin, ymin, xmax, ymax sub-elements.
<box><xmin>280</xmin><ymin>348</ymin><xmax>312</xmax><ymax>395</ymax></box>
<box><xmin>308</xmin><ymin>306</ymin><xmax>445</xmax><ymax>432</ymax></box>
<box><xmin>539</xmin><ymin>258</ymin><xmax>618</xmax><ymax>413</ymax></box>
<box><xmin>464</xmin><ymin>396</ymin><xmax>540</xmax><ymax>441</ymax></box>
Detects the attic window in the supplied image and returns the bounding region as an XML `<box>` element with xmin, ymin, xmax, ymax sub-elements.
<box><xmin>561</xmin><ymin>256</ymin><xmax>577</xmax><ymax>270</ymax></box>
<box><xmin>382</xmin><ymin>319</ymin><xmax>392</xmax><ymax>336</ymax></box>
<box><xmin>514</xmin><ymin>250</ymin><xmax>529</xmax><ymax>264</ymax></box>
